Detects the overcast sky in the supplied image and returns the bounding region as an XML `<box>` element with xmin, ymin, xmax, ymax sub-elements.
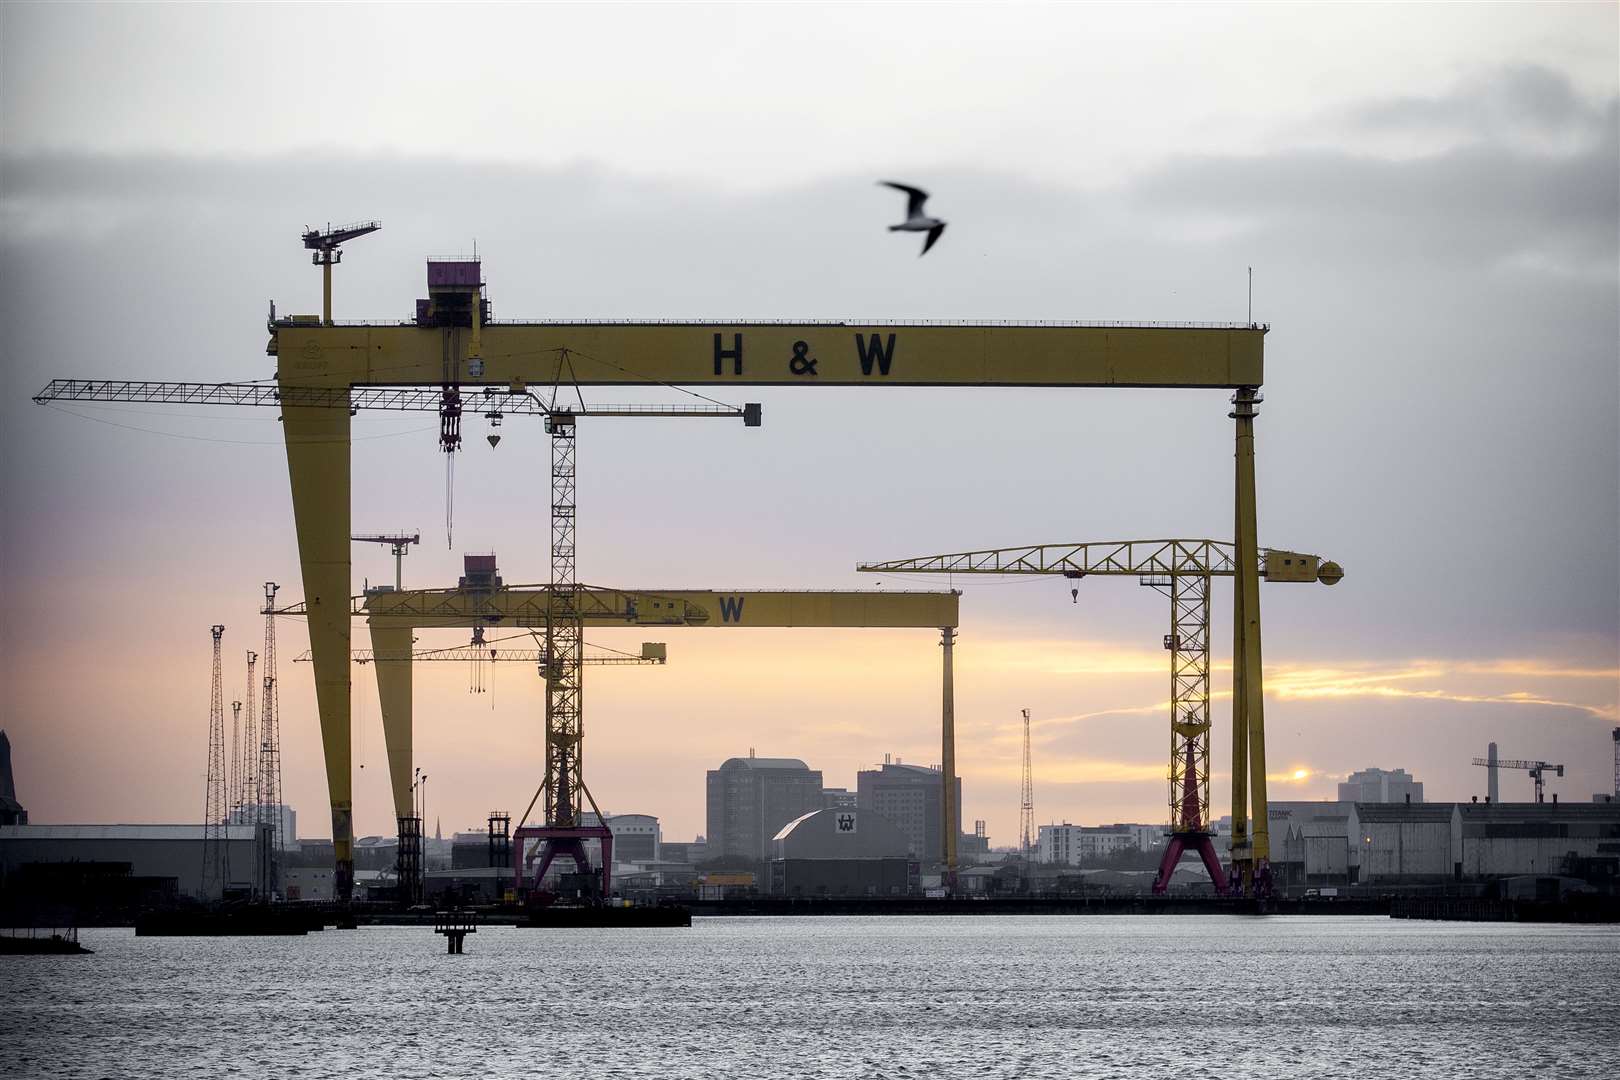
<box><xmin>2</xmin><ymin>3</ymin><xmax>1616</xmax><ymax>845</ymax></box>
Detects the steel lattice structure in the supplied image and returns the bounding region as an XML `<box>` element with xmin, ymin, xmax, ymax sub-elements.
<box><xmin>292</xmin><ymin>645</ymin><xmax>666</xmax><ymax>666</ymax></box>
<box><xmin>239</xmin><ymin>652</ymin><xmax>257</xmax><ymax>822</ymax></box>
<box><xmin>202</xmin><ymin>625</ymin><xmax>230</xmax><ymax>900</ymax></box>
<box><xmin>1140</xmin><ymin>573</ymin><xmax>1214</xmax><ymax>840</ymax></box>
<box><xmin>32</xmin><ymin>378</ymin><xmax>745</xmax><ymax>417</ymax></box>
<box><xmin>258</xmin><ymin>583</ymin><xmax>284</xmax><ymax>896</ymax></box>
<box><xmin>859</xmin><ymin>538</ymin><xmax>1341</xmax><ymax>894</ymax></box>
<box><xmin>1019</xmin><ymin>708</ymin><xmax>1035</xmax><ymax>858</ymax></box>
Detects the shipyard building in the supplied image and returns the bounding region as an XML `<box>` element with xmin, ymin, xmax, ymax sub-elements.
<box><xmin>768</xmin><ymin>807</ymin><xmax>917</xmax><ymax>896</ymax></box>
<box><xmin>1260</xmin><ymin>800</ymin><xmax>1620</xmax><ymax>891</ymax></box>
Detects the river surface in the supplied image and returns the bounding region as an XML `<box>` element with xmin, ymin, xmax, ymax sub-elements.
<box><xmin>3</xmin><ymin>915</ymin><xmax>1617</xmax><ymax>1078</ymax></box>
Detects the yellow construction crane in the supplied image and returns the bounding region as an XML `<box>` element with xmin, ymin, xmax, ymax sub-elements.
<box><xmin>1471</xmin><ymin>757</ymin><xmax>1566</xmax><ymax>803</ymax></box>
<box><xmin>273</xmin><ymin>573</ymin><xmax>959</xmax><ymax>895</ymax></box>
<box><xmin>858</xmin><ymin>539</ymin><xmax>1342</xmax><ymax>894</ymax></box>
<box><xmin>36</xmin><ymin>248</ymin><xmax>1278</xmax><ymax>901</ymax></box>
<box><xmin>302</xmin><ymin>220</ymin><xmax>381</xmax><ymax>325</ymax></box>
<box><xmin>351</xmin><ymin>533</ymin><xmax>421</xmax><ymax>591</ymax></box>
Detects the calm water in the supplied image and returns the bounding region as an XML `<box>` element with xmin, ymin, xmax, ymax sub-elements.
<box><xmin>3</xmin><ymin>916</ymin><xmax>1617</xmax><ymax>1078</ymax></box>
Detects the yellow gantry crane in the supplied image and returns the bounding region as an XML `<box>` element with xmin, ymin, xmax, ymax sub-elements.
<box><xmin>36</xmin><ymin>241</ymin><xmax>1277</xmax><ymax>900</ymax></box>
<box><xmin>273</xmin><ymin>575</ymin><xmax>959</xmax><ymax>895</ymax></box>
<box><xmin>858</xmin><ymin>539</ymin><xmax>1343</xmax><ymax>893</ymax></box>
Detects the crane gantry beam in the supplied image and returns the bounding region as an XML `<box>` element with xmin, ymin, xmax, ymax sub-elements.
<box><xmin>293</xmin><ymin>643</ymin><xmax>669</xmax><ymax>665</ymax></box>
<box><xmin>859</xmin><ymin>539</ymin><xmax>1342</xmax><ymax>894</ymax></box>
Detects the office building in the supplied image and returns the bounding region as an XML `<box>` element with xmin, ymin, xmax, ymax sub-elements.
<box><xmin>1337</xmin><ymin>767</ymin><xmax>1423</xmax><ymax>804</ymax></box>
<box><xmin>707</xmin><ymin>755</ymin><xmax>825</xmax><ymax>861</ymax></box>
<box><xmin>856</xmin><ymin>761</ymin><xmax>961</xmax><ymax>865</ymax></box>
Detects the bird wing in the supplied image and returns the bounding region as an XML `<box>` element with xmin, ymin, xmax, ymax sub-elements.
<box><xmin>880</xmin><ymin>180</ymin><xmax>930</xmax><ymax>220</ymax></box>
<box><xmin>921</xmin><ymin>223</ymin><xmax>946</xmax><ymax>256</ymax></box>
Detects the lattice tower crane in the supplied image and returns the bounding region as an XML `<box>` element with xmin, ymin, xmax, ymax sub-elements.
<box><xmin>259</xmin><ymin>582</ymin><xmax>284</xmax><ymax>896</ymax></box>
<box><xmin>859</xmin><ymin>539</ymin><xmax>1343</xmax><ymax>896</ymax></box>
<box><xmin>523</xmin><ymin>386</ymin><xmax>759</xmax><ymax>898</ymax></box>
<box><xmin>1471</xmin><ymin>757</ymin><xmax>1566</xmax><ymax>803</ymax></box>
<box><xmin>39</xmin><ymin>375</ymin><xmax>756</xmax><ymax>899</ymax></box>
<box><xmin>301</xmin><ymin>220</ymin><xmax>380</xmax><ymax>325</ymax></box>
<box><xmin>238</xmin><ymin>651</ymin><xmax>257</xmax><ymax>818</ymax></box>
<box><xmin>202</xmin><ymin>625</ymin><xmax>230</xmax><ymax>900</ymax></box>
<box><xmin>1020</xmin><ymin>708</ymin><xmax>1035</xmax><ymax>870</ymax></box>
<box><xmin>352</xmin><ymin>533</ymin><xmax>420</xmax><ymax>591</ymax></box>
<box><xmin>229</xmin><ymin>699</ymin><xmax>242</xmax><ymax>817</ymax></box>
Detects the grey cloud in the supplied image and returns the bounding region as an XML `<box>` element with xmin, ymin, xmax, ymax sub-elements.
<box><xmin>1346</xmin><ymin>65</ymin><xmax>1613</xmax><ymax>142</ymax></box>
<box><xmin>1130</xmin><ymin>115</ymin><xmax>1617</xmax><ymax>276</ymax></box>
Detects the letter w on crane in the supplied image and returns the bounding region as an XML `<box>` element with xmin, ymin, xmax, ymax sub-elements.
<box><xmin>854</xmin><ymin>333</ymin><xmax>897</xmax><ymax>376</ymax></box>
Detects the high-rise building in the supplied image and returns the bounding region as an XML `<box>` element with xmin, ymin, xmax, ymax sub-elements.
<box><xmin>856</xmin><ymin>762</ymin><xmax>961</xmax><ymax>865</ymax></box>
<box><xmin>1337</xmin><ymin>768</ymin><xmax>1424</xmax><ymax>804</ymax></box>
<box><xmin>706</xmin><ymin>756</ymin><xmax>825</xmax><ymax>862</ymax></box>
<box><xmin>823</xmin><ymin>788</ymin><xmax>858</xmax><ymax>810</ymax></box>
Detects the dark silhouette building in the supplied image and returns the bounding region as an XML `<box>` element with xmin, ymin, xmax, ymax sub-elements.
<box><xmin>0</xmin><ymin>730</ymin><xmax>25</xmax><ymax>826</ymax></box>
<box><xmin>706</xmin><ymin>754</ymin><xmax>824</xmax><ymax>862</ymax></box>
<box><xmin>857</xmin><ymin>761</ymin><xmax>960</xmax><ymax>865</ymax></box>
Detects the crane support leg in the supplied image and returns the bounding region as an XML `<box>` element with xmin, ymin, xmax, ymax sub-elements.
<box><xmin>1232</xmin><ymin>387</ymin><xmax>1270</xmax><ymax>892</ymax></box>
<box><xmin>940</xmin><ymin>627</ymin><xmax>958</xmax><ymax>892</ymax></box>
<box><xmin>281</xmin><ymin>398</ymin><xmax>354</xmax><ymax>901</ymax></box>
<box><xmin>369</xmin><ymin>622</ymin><xmax>415</xmax><ymax>820</ymax></box>
<box><xmin>1231</xmin><ymin>532</ymin><xmax>1250</xmax><ymax>887</ymax></box>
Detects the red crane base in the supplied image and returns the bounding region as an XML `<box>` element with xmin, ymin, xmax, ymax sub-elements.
<box><xmin>513</xmin><ymin>824</ymin><xmax>614</xmax><ymax>899</ymax></box>
<box><xmin>1151</xmin><ymin>831</ymin><xmax>1227</xmax><ymax>895</ymax></box>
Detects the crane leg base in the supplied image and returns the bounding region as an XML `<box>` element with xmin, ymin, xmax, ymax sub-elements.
<box><xmin>1152</xmin><ymin>832</ymin><xmax>1228</xmax><ymax>895</ymax></box>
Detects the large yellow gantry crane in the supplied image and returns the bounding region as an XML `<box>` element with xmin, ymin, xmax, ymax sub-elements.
<box><xmin>37</xmin><ymin>246</ymin><xmax>1272</xmax><ymax>900</ymax></box>
<box><xmin>275</xmin><ymin>579</ymin><xmax>958</xmax><ymax>894</ymax></box>
<box><xmin>859</xmin><ymin>539</ymin><xmax>1343</xmax><ymax>892</ymax></box>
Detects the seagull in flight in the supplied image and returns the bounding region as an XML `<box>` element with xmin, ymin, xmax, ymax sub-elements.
<box><xmin>880</xmin><ymin>181</ymin><xmax>946</xmax><ymax>256</ymax></box>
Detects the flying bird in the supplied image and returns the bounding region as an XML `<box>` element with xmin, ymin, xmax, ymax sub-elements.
<box><xmin>880</xmin><ymin>181</ymin><xmax>946</xmax><ymax>256</ymax></box>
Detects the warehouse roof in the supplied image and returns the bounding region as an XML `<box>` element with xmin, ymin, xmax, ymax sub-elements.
<box><xmin>1355</xmin><ymin>803</ymin><xmax>1456</xmax><ymax>823</ymax></box>
<box><xmin>0</xmin><ymin>823</ymin><xmax>258</xmax><ymax>841</ymax></box>
<box><xmin>1458</xmin><ymin>802</ymin><xmax>1620</xmax><ymax>822</ymax></box>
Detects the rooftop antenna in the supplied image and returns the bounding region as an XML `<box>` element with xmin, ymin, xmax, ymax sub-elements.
<box><xmin>1247</xmin><ymin>266</ymin><xmax>1253</xmax><ymax>326</ymax></box>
